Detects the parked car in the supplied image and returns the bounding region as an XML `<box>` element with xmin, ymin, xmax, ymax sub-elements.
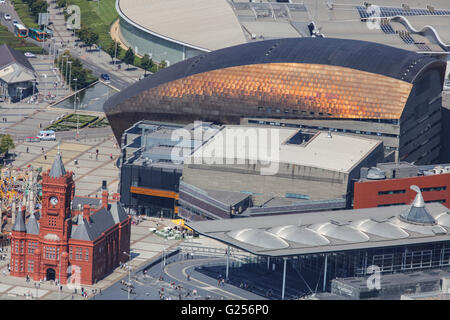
<box><xmin>0</xmin><ymin>1</ymin><xmax>6</xmax><ymax>5</ymax></box>
<box><xmin>24</xmin><ymin>52</ymin><xmax>36</xmax><ymax>58</ymax></box>
<box><xmin>101</xmin><ymin>73</ymin><xmax>110</xmax><ymax>81</ymax></box>
<box><xmin>4</xmin><ymin>14</ymin><xmax>11</xmax><ymax>20</ymax></box>
<box><xmin>12</xmin><ymin>20</ymin><xmax>18</xmax><ymax>25</ymax></box>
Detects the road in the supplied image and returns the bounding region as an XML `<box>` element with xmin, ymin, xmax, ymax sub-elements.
<box><xmin>0</xmin><ymin>0</ymin><xmax>139</xmax><ymax>91</ymax></box>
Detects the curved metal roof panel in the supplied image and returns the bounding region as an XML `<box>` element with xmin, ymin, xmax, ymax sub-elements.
<box><xmin>227</xmin><ymin>228</ymin><xmax>289</xmax><ymax>249</ymax></box>
<box><xmin>104</xmin><ymin>37</ymin><xmax>442</xmax><ymax>113</ymax></box>
<box><xmin>269</xmin><ymin>225</ymin><xmax>330</xmax><ymax>246</ymax></box>
<box><xmin>353</xmin><ymin>219</ymin><xmax>409</xmax><ymax>239</ymax></box>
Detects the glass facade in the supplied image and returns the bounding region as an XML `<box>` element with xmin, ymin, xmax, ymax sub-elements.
<box><xmin>119</xmin><ymin>18</ymin><xmax>204</xmax><ymax>65</ymax></box>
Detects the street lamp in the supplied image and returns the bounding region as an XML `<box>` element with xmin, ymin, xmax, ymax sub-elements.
<box><xmin>73</xmin><ymin>78</ymin><xmax>79</xmax><ymax>139</ymax></box>
<box><xmin>42</xmin><ymin>74</ymin><xmax>47</xmax><ymax>96</ymax></box>
<box><xmin>67</xmin><ymin>61</ymin><xmax>73</xmax><ymax>90</ymax></box>
<box><xmin>60</xmin><ymin>55</ymin><xmax>67</xmax><ymax>74</ymax></box>
<box><xmin>123</xmin><ymin>251</ymin><xmax>132</xmax><ymax>300</ymax></box>
<box><xmin>34</xmin><ymin>282</ymin><xmax>40</xmax><ymax>300</ymax></box>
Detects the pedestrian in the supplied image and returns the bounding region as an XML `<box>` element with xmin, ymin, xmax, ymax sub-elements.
<box><xmin>110</xmin><ymin>153</ymin><xmax>113</xmax><ymax>160</ymax></box>
<box><xmin>44</xmin><ymin>154</ymin><xmax>47</xmax><ymax>160</ymax></box>
<box><xmin>41</xmin><ymin>147</ymin><xmax>44</xmax><ymax>154</ymax></box>
<box><xmin>26</xmin><ymin>147</ymin><xmax>29</xmax><ymax>153</ymax></box>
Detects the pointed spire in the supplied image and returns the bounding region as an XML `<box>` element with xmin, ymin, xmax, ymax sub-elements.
<box><xmin>12</xmin><ymin>206</ymin><xmax>26</xmax><ymax>232</ymax></box>
<box><xmin>411</xmin><ymin>185</ymin><xmax>425</xmax><ymax>208</ymax></box>
<box><xmin>399</xmin><ymin>185</ymin><xmax>436</xmax><ymax>225</ymax></box>
<box><xmin>49</xmin><ymin>152</ymin><xmax>66</xmax><ymax>178</ymax></box>
<box><xmin>26</xmin><ymin>212</ymin><xmax>39</xmax><ymax>235</ymax></box>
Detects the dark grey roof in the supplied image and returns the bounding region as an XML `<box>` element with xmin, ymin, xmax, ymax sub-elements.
<box><xmin>25</xmin><ymin>213</ymin><xmax>39</xmax><ymax>235</ymax></box>
<box><xmin>71</xmin><ymin>216</ymin><xmax>97</xmax><ymax>241</ymax></box>
<box><xmin>49</xmin><ymin>153</ymin><xmax>66</xmax><ymax>178</ymax></box>
<box><xmin>70</xmin><ymin>207</ymin><xmax>118</xmax><ymax>241</ymax></box>
<box><xmin>12</xmin><ymin>209</ymin><xmax>26</xmax><ymax>232</ymax></box>
<box><xmin>110</xmin><ymin>202</ymin><xmax>129</xmax><ymax>224</ymax></box>
<box><xmin>0</xmin><ymin>44</ymin><xmax>34</xmax><ymax>72</ymax></box>
<box><xmin>71</xmin><ymin>197</ymin><xmax>101</xmax><ymax>211</ymax></box>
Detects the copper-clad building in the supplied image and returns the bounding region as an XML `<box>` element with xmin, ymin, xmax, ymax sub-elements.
<box><xmin>104</xmin><ymin>37</ymin><xmax>446</xmax><ymax>164</ymax></box>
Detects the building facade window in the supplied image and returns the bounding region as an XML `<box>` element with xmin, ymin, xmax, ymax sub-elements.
<box><xmin>76</xmin><ymin>248</ymin><xmax>82</xmax><ymax>260</ymax></box>
<box><xmin>378</xmin><ymin>189</ymin><xmax>406</xmax><ymax>195</ymax></box>
<box><xmin>28</xmin><ymin>260</ymin><xmax>34</xmax><ymax>272</ymax></box>
<box><xmin>85</xmin><ymin>248</ymin><xmax>89</xmax><ymax>261</ymax></box>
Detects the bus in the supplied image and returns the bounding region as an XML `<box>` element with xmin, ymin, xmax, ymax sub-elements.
<box><xmin>13</xmin><ymin>24</ymin><xmax>27</xmax><ymax>38</ymax></box>
<box><xmin>28</xmin><ymin>28</ymin><xmax>51</xmax><ymax>42</ymax></box>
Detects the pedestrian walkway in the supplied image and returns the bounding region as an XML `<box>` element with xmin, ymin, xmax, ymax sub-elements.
<box><xmin>47</xmin><ymin>2</ymin><xmax>146</xmax><ymax>86</ymax></box>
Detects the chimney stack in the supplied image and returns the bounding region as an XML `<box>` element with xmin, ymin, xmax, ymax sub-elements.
<box><xmin>101</xmin><ymin>180</ymin><xmax>109</xmax><ymax>209</ymax></box>
<box><xmin>83</xmin><ymin>204</ymin><xmax>90</xmax><ymax>221</ymax></box>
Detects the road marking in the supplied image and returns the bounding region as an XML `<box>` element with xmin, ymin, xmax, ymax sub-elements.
<box><xmin>164</xmin><ymin>260</ymin><xmax>247</xmax><ymax>300</ymax></box>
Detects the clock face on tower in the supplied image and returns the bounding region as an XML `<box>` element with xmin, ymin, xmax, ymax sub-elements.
<box><xmin>50</xmin><ymin>196</ymin><xmax>59</xmax><ymax>206</ymax></box>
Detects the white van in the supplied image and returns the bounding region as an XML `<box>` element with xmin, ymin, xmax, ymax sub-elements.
<box><xmin>38</xmin><ymin>130</ymin><xmax>56</xmax><ymax>141</ymax></box>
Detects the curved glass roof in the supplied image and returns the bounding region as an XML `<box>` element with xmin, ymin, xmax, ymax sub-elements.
<box><xmin>268</xmin><ymin>225</ymin><xmax>330</xmax><ymax>246</ymax></box>
<box><xmin>227</xmin><ymin>228</ymin><xmax>289</xmax><ymax>249</ymax></box>
<box><xmin>311</xmin><ymin>222</ymin><xmax>370</xmax><ymax>242</ymax></box>
<box><xmin>434</xmin><ymin>212</ymin><xmax>450</xmax><ymax>228</ymax></box>
<box><xmin>353</xmin><ymin>219</ymin><xmax>409</xmax><ymax>239</ymax></box>
<box><xmin>393</xmin><ymin>217</ymin><xmax>438</xmax><ymax>236</ymax></box>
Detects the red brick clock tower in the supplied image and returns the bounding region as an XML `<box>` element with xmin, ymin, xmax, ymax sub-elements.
<box><xmin>38</xmin><ymin>152</ymin><xmax>74</xmax><ymax>283</ymax></box>
<box><xmin>10</xmin><ymin>153</ymin><xmax>131</xmax><ymax>285</ymax></box>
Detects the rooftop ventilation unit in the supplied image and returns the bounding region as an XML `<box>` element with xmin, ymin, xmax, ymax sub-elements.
<box><xmin>366</xmin><ymin>167</ymin><xmax>386</xmax><ymax>180</ymax></box>
<box><xmin>427</xmin><ymin>5</ymin><xmax>435</xmax><ymax>12</ymax></box>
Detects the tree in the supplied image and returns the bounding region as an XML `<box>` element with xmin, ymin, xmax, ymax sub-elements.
<box><xmin>140</xmin><ymin>54</ymin><xmax>154</xmax><ymax>76</ymax></box>
<box><xmin>83</xmin><ymin>30</ymin><xmax>99</xmax><ymax>51</ymax></box>
<box><xmin>106</xmin><ymin>41</ymin><xmax>121</xmax><ymax>64</ymax></box>
<box><xmin>158</xmin><ymin>60</ymin><xmax>167</xmax><ymax>71</ymax></box>
<box><xmin>56</xmin><ymin>0</ymin><xmax>67</xmax><ymax>8</ymax></box>
<box><xmin>0</xmin><ymin>135</ymin><xmax>15</xmax><ymax>156</ymax></box>
<box><xmin>123</xmin><ymin>48</ymin><xmax>135</xmax><ymax>69</ymax></box>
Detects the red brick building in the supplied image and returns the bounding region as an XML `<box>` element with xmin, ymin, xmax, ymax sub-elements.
<box><xmin>354</xmin><ymin>163</ymin><xmax>450</xmax><ymax>209</ymax></box>
<box><xmin>10</xmin><ymin>153</ymin><xmax>131</xmax><ymax>285</ymax></box>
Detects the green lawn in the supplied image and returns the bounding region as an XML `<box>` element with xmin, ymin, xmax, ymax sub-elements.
<box><xmin>11</xmin><ymin>0</ymin><xmax>40</xmax><ymax>29</ymax></box>
<box><xmin>67</xmin><ymin>0</ymin><xmax>118</xmax><ymax>50</ymax></box>
<box><xmin>67</xmin><ymin>0</ymin><xmax>142</xmax><ymax>66</ymax></box>
<box><xmin>0</xmin><ymin>24</ymin><xmax>43</xmax><ymax>53</ymax></box>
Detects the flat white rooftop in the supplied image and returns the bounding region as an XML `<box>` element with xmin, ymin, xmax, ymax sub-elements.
<box><xmin>188</xmin><ymin>125</ymin><xmax>381</xmax><ymax>174</ymax></box>
<box><xmin>118</xmin><ymin>0</ymin><xmax>246</xmax><ymax>51</ymax></box>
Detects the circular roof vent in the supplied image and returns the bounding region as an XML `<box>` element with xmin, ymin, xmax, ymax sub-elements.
<box><xmin>366</xmin><ymin>167</ymin><xmax>385</xmax><ymax>180</ymax></box>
